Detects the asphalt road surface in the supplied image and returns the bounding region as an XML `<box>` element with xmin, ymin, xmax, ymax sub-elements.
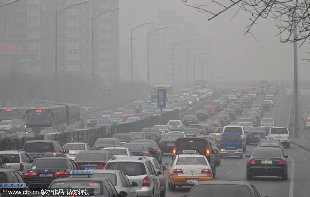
<box><xmin>163</xmin><ymin>89</ymin><xmax>310</xmax><ymax>197</ymax></box>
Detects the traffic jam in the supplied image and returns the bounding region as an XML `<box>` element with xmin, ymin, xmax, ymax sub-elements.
<box><xmin>0</xmin><ymin>82</ymin><xmax>293</xmax><ymax>197</ymax></box>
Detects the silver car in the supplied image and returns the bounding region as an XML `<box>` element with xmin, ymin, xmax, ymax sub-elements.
<box><xmin>91</xmin><ymin>169</ymin><xmax>137</xmax><ymax>197</ymax></box>
<box><xmin>0</xmin><ymin>150</ymin><xmax>32</xmax><ymax>172</ymax></box>
<box><xmin>146</xmin><ymin>157</ymin><xmax>166</xmax><ymax>197</ymax></box>
<box><xmin>105</xmin><ymin>156</ymin><xmax>161</xmax><ymax>197</ymax></box>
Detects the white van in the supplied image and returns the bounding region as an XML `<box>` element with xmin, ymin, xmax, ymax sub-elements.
<box><xmin>268</xmin><ymin>127</ymin><xmax>290</xmax><ymax>148</ymax></box>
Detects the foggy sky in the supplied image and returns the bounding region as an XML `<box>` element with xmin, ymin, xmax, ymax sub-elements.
<box><xmin>119</xmin><ymin>0</ymin><xmax>310</xmax><ymax>82</ymax></box>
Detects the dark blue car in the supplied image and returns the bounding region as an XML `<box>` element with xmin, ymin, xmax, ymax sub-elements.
<box><xmin>219</xmin><ymin>133</ymin><xmax>244</xmax><ymax>158</ymax></box>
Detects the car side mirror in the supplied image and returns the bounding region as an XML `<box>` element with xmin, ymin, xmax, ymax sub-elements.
<box><xmin>283</xmin><ymin>155</ymin><xmax>288</xmax><ymax>158</ymax></box>
<box><xmin>131</xmin><ymin>181</ymin><xmax>138</xmax><ymax>187</ymax></box>
<box><xmin>118</xmin><ymin>191</ymin><xmax>128</xmax><ymax>197</ymax></box>
<box><xmin>156</xmin><ymin>170</ymin><xmax>162</xmax><ymax>176</ymax></box>
<box><xmin>246</xmin><ymin>154</ymin><xmax>251</xmax><ymax>158</ymax></box>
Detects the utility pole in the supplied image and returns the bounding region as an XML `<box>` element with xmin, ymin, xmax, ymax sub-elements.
<box><xmin>293</xmin><ymin>18</ymin><xmax>299</xmax><ymax>138</ymax></box>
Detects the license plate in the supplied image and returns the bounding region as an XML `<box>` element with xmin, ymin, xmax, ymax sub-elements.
<box><xmin>186</xmin><ymin>179</ymin><xmax>198</xmax><ymax>184</ymax></box>
<box><xmin>183</xmin><ymin>150</ymin><xmax>197</xmax><ymax>154</ymax></box>
<box><xmin>83</xmin><ymin>166</ymin><xmax>97</xmax><ymax>170</ymax></box>
<box><xmin>261</xmin><ymin>160</ymin><xmax>273</xmax><ymax>164</ymax></box>
<box><xmin>167</xmin><ymin>143</ymin><xmax>174</xmax><ymax>146</ymax></box>
<box><xmin>39</xmin><ymin>174</ymin><xmax>53</xmax><ymax>177</ymax></box>
<box><xmin>228</xmin><ymin>151</ymin><xmax>235</xmax><ymax>155</ymax></box>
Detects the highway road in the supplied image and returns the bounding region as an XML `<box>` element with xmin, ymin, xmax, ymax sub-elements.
<box><xmin>163</xmin><ymin>88</ymin><xmax>310</xmax><ymax>197</ymax></box>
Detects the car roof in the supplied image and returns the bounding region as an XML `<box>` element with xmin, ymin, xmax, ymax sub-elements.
<box><xmin>103</xmin><ymin>147</ymin><xmax>127</xmax><ymax>150</ymax></box>
<box><xmin>35</xmin><ymin>157</ymin><xmax>68</xmax><ymax>160</ymax></box>
<box><xmin>107</xmin><ymin>156</ymin><xmax>146</xmax><ymax>162</ymax></box>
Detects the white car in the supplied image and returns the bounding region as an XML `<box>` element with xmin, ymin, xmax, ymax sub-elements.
<box><xmin>268</xmin><ymin>127</ymin><xmax>290</xmax><ymax>148</ymax></box>
<box><xmin>168</xmin><ymin>154</ymin><xmax>214</xmax><ymax>191</ymax></box>
<box><xmin>102</xmin><ymin>147</ymin><xmax>131</xmax><ymax>157</ymax></box>
<box><xmin>167</xmin><ymin>120</ymin><xmax>184</xmax><ymax>131</ymax></box>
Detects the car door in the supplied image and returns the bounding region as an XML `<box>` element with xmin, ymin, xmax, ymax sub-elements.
<box><xmin>151</xmin><ymin>159</ymin><xmax>165</xmax><ymax>191</ymax></box>
<box><xmin>106</xmin><ymin>180</ymin><xmax>118</xmax><ymax>197</ymax></box>
<box><xmin>145</xmin><ymin>161</ymin><xmax>160</xmax><ymax>196</ymax></box>
<box><xmin>119</xmin><ymin>172</ymin><xmax>136</xmax><ymax>197</ymax></box>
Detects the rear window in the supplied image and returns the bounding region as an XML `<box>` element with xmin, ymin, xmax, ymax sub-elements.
<box><xmin>189</xmin><ymin>184</ymin><xmax>253</xmax><ymax>197</ymax></box>
<box><xmin>94</xmin><ymin>139</ymin><xmax>117</xmax><ymax>146</ymax></box>
<box><xmin>31</xmin><ymin>159</ymin><xmax>67</xmax><ymax>169</ymax></box>
<box><xmin>224</xmin><ymin>127</ymin><xmax>243</xmax><ymax>134</ymax></box>
<box><xmin>0</xmin><ymin>172</ymin><xmax>7</xmax><ymax>182</ymax></box>
<box><xmin>23</xmin><ymin>142</ymin><xmax>55</xmax><ymax>153</ymax></box>
<box><xmin>253</xmin><ymin>149</ymin><xmax>282</xmax><ymax>158</ymax></box>
<box><xmin>0</xmin><ymin>154</ymin><xmax>20</xmax><ymax>163</ymax></box>
<box><xmin>75</xmin><ymin>152</ymin><xmax>110</xmax><ymax>162</ymax></box>
<box><xmin>270</xmin><ymin>128</ymin><xmax>288</xmax><ymax>134</ymax></box>
<box><xmin>176</xmin><ymin>157</ymin><xmax>208</xmax><ymax>165</ymax></box>
<box><xmin>123</xmin><ymin>144</ymin><xmax>146</xmax><ymax>152</ymax></box>
<box><xmin>50</xmin><ymin>181</ymin><xmax>102</xmax><ymax>195</ymax></box>
<box><xmin>92</xmin><ymin>173</ymin><xmax>117</xmax><ymax>186</ymax></box>
<box><xmin>63</xmin><ymin>144</ymin><xmax>85</xmax><ymax>150</ymax></box>
<box><xmin>177</xmin><ymin>139</ymin><xmax>209</xmax><ymax>154</ymax></box>
<box><xmin>112</xmin><ymin>134</ymin><xmax>131</xmax><ymax>141</ymax></box>
<box><xmin>130</xmin><ymin>133</ymin><xmax>145</xmax><ymax>140</ymax></box>
<box><xmin>221</xmin><ymin>134</ymin><xmax>241</xmax><ymax>142</ymax></box>
<box><xmin>105</xmin><ymin>162</ymin><xmax>147</xmax><ymax>176</ymax></box>
<box><xmin>105</xmin><ymin>149</ymin><xmax>127</xmax><ymax>155</ymax></box>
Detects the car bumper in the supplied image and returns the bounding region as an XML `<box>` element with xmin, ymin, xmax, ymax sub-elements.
<box><xmin>134</xmin><ymin>186</ymin><xmax>156</xmax><ymax>197</ymax></box>
<box><xmin>220</xmin><ymin>149</ymin><xmax>243</xmax><ymax>156</ymax></box>
<box><xmin>25</xmin><ymin>178</ymin><xmax>55</xmax><ymax>188</ymax></box>
<box><xmin>248</xmin><ymin>166</ymin><xmax>287</xmax><ymax>176</ymax></box>
<box><xmin>160</xmin><ymin>146</ymin><xmax>174</xmax><ymax>153</ymax></box>
<box><xmin>169</xmin><ymin>175</ymin><xmax>213</xmax><ymax>186</ymax></box>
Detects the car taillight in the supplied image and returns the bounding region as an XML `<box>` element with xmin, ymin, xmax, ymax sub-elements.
<box><xmin>172</xmin><ymin>147</ymin><xmax>177</xmax><ymax>154</ymax></box>
<box><xmin>52</xmin><ymin>152</ymin><xmax>57</xmax><ymax>156</ymax></box>
<box><xmin>201</xmin><ymin>169</ymin><xmax>213</xmax><ymax>176</ymax></box>
<box><xmin>272</xmin><ymin>123</ymin><xmax>276</xmax><ymax>126</ymax></box>
<box><xmin>54</xmin><ymin>171</ymin><xmax>69</xmax><ymax>178</ymax></box>
<box><xmin>76</xmin><ymin>163</ymin><xmax>82</xmax><ymax>169</ymax></box>
<box><xmin>173</xmin><ymin>169</ymin><xmax>184</xmax><ymax>175</ymax></box>
<box><xmin>97</xmin><ymin>163</ymin><xmax>106</xmax><ymax>169</ymax></box>
<box><xmin>155</xmin><ymin>148</ymin><xmax>162</xmax><ymax>152</ymax></box>
<box><xmin>260</xmin><ymin>123</ymin><xmax>264</xmax><ymax>126</ymax></box>
<box><xmin>159</xmin><ymin>143</ymin><xmax>166</xmax><ymax>147</ymax></box>
<box><xmin>278</xmin><ymin>160</ymin><xmax>286</xmax><ymax>164</ymax></box>
<box><xmin>142</xmin><ymin>152</ymin><xmax>150</xmax><ymax>156</ymax></box>
<box><xmin>205</xmin><ymin>148</ymin><xmax>211</xmax><ymax>155</ymax></box>
<box><xmin>92</xmin><ymin>146</ymin><xmax>96</xmax><ymax>150</ymax></box>
<box><xmin>142</xmin><ymin>176</ymin><xmax>150</xmax><ymax>187</ymax></box>
<box><xmin>249</xmin><ymin>160</ymin><xmax>256</xmax><ymax>165</ymax></box>
<box><xmin>20</xmin><ymin>163</ymin><xmax>24</xmax><ymax>171</ymax></box>
<box><xmin>24</xmin><ymin>172</ymin><xmax>38</xmax><ymax>178</ymax></box>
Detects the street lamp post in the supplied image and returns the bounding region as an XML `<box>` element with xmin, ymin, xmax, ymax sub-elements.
<box><xmin>91</xmin><ymin>8</ymin><xmax>119</xmax><ymax>106</ymax></box>
<box><xmin>130</xmin><ymin>22</ymin><xmax>155</xmax><ymax>85</ymax></box>
<box><xmin>186</xmin><ymin>48</ymin><xmax>200</xmax><ymax>87</ymax></box>
<box><xmin>146</xmin><ymin>27</ymin><xmax>168</xmax><ymax>91</ymax></box>
<box><xmin>55</xmin><ymin>0</ymin><xmax>89</xmax><ymax>101</ymax></box>
<box><xmin>171</xmin><ymin>41</ymin><xmax>189</xmax><ymax>91</ymax></box>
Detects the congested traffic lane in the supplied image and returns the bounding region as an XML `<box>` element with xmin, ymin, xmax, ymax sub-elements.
<box><xmin>164</xmin><ymin>88</ymin><xmax>309</xmax><ymax>197</ymax></box>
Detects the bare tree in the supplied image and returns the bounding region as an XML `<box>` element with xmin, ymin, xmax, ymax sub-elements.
<box><xmin>183</xmin><ymin>0</ymin><xmax>310</xmax><ymax>44</ymax></box>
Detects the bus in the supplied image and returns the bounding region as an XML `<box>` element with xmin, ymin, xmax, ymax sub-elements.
<box><xmin>24</xmin><ymin>104</ymin><xmax>80</xmax><ymax>134</ymax></box>
<box><xmin>150</xmin><ymin>85</ymin><xmax>172</xmax><ymax>102</ymax></box>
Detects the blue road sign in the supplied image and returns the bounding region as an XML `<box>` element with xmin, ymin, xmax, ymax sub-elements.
<box><xmin>157</xmin><ymin>88</ymin><xmax>167</xmax><ymax>108</ymax></box>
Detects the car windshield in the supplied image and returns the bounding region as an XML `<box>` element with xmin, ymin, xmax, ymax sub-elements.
<box><xmin>0</xmin><ymin>154</ymin><xmax>20</xmax><ymax>163</ymax></box>
<box><xmin>30</xmin><ymin>159</ymin><xmax>67</xmax><ymax>169</ymax></box>
<box><xmin>63</xmin><ymin>144</ymin><xmax>85</xmax><ymax>150</ymax></box>
<box><xmin>176</xmin><ymin>157</ymin><xmax>208</xmax><ymax>165</ymax></box>
<box><xmin>221</xmin><ymin>134</ymin><xmax>241</xmax><ymax>142</ymax></box>
<box><xmin>23</xmin><ymin>142</ymin><xmax>55</xmax><ymax>153</ymax></box>
<box><xmin>252</xmin><ymin>149</ymin><xmax>282</xmax><ymax>158</ymax></box>
<box><xmin>270</xmin><ymin>128</ymin><xmax>288</xmax><ymax>134</ymax></box>
<box><xmin>75</xmin><ymin>152</ymin><xmax>109</xmax><ymax>162</ymax></box>
<box><xmin>189</xmin><ymin>184</ymin><xmax>253</xmax><ymax>197</ymax></box>
<box><xmin>92</xmin><ymin>173</ymin><xmax>117</xmax><ymax>186</ymax></box>
<box><xmin>105</xmin><ymin>162</ymin><xmax>147</xmax><ymax>176</ymax></box>
<box><xmin>262</xmin><ymin>119</ymin><xmax>273</xmax><ymax>123</ymax></box>
<box><xmin>50</xmin><ymin>181</ymin><xmax>102</xmax><ymax>195</ymax></box>
<box><xmin>168</xmin><ymin>121</ymin><xmax>181</xmax><ymax>126</ymax></box>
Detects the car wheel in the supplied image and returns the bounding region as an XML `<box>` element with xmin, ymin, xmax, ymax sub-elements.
<box><xmin>169</xmin><ymin>182</ymin><xmax>176</xmax><ymax>191</ymax></box>
<box><xmin>246</xmin><ymin>171</ymin><xmax>252</xmax><ymax>180</ymax></box>
<box><xmin>282</xmin><ymin>171</ymin><xmax>288</xmax><ymax>181</ymax></box>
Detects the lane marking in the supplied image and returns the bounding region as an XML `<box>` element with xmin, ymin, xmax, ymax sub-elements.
<box><xmin>288</xmin><ymin>156</ymin><xmax>295</xmax><ymax>197</ymax></box>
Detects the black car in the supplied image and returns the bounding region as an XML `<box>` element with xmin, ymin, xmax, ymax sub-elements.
<box><xmin>246</xmin><ymin>127</ymin><xmax>268</xmax><ymax>144</ymax></box>
<box><xmin>158</xmin><ymin>133</ymin><xmax>183</xmax><ymax>154</ymax></box>
<box><xmin>132</xmin><ymin>139</ymin><xmax>163</xmax><ymax>163</ymax></box>
<box><xmin>23</xmin><ymin>157</ymin><xmax>76</xmax><ymax>188</ymax></box>
<box><xmin>23</xmin><ymin>140</ymin><xmax>67</xmax><ymax>160</ymax></box>
<box><xmin>187</xmin><ymin>181</ymin><xmax>264</xmax><ymax>197</ymax></box>
<box><xmin>246</xmin><ymin>147</ymin><xmax>288</xmax><ymax>180</ymax></box>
